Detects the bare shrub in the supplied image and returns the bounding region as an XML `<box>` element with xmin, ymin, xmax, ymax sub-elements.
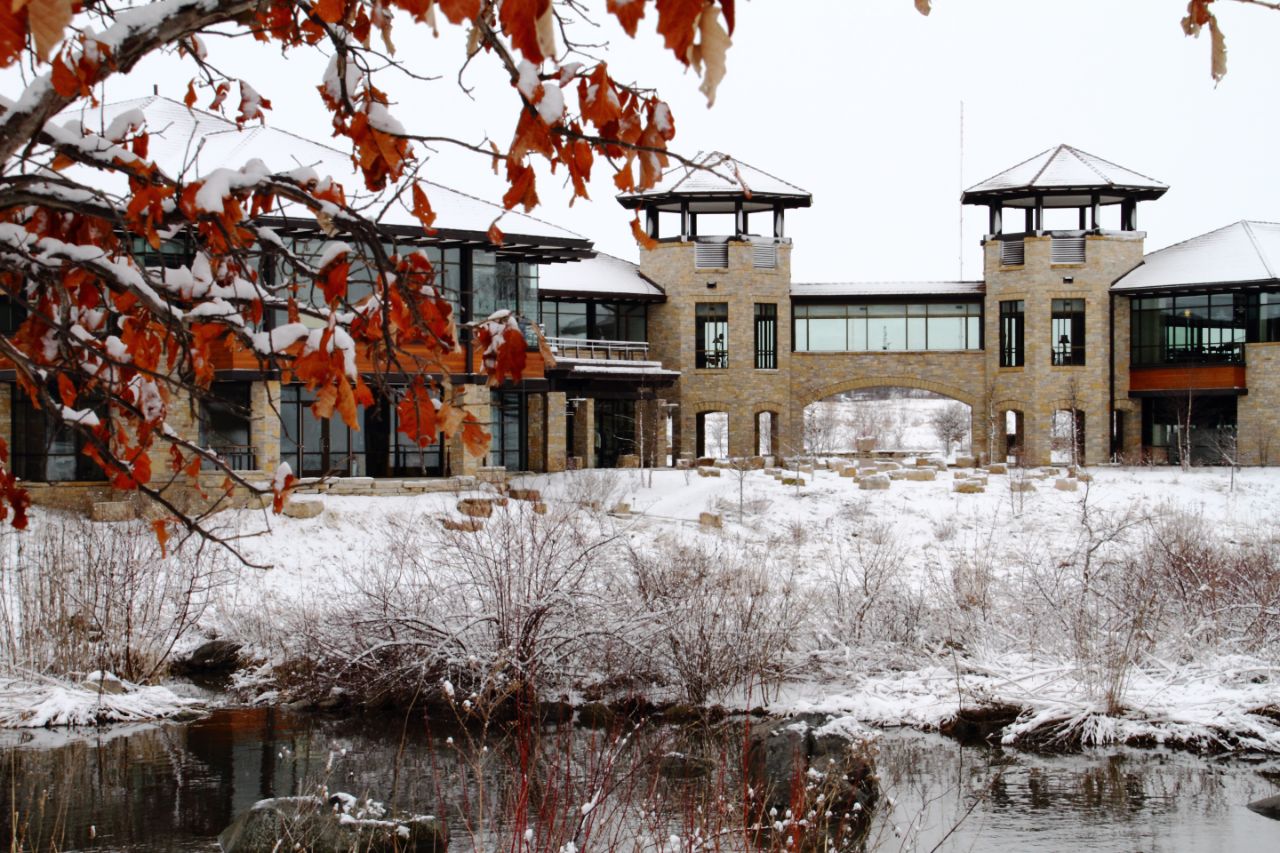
<box><xmin>562</xmin><ymin>468</ymin><xmax>625</xmax><ymax>511</ymax></box>
<box><xmin>0</xmin><ymin>515</ymin><xmax>230</xmax><ymax>682</ymax></box>
<box><xmin>627</xmin><ymin>537</ymin><xmax>804</xmax><ymax>704</ymax></box>
<box><xmin>816</xmin><ymin>521</ymin><xmax>913</xmax><ymax>646</ymax></box>
<box><xmin>278</xmin><ymin>502</ymin><xmax>630</xmax><ymax>708</ymax></box>
<box><xmin>930</xmin><ymin>402</ymin><xmax>970</xmax><ymax>456</ymax></box>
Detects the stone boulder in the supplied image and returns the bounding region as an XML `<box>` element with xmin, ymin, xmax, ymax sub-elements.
<box><xmin>1054</xmin><ymin>478</ymin><xmax>1079</xmax><ymax>492</ymax></box>
<box><xmin>953</xmin><ymin>479</ymin><xmax>986</xmax><ymax>494</ymax></box>
<box><xmin>457</xmin><ymin>498</ymin><xmax>495</xmax><ymax>518</ymax></box>
<box><xmin>1009</xmin><ymin>479</ymin><xmax>1036</xmax><ymax>493</ymax></box>
<box><xmin>986</xmin><ymin>463</ymin><xmax>1008</xmax><ymax>475</ymax></box>
<box><xmin>859</xmin><ymin>474</ymin><xmax>890</xmax><ymax>491</ymax></box>
<box><xmin>174</xmin><ymin>639</ymin><xmax>242</xmax><ymax>675</ymax></box>
<box><xmin>282</xmin><ymin>499</ymin><xmax>323</xmax><ymax>519</ymax></box>
<box><xmin>698</xmin><ymin>512</ymin><xmax>722</xmax><ymax>528</ymax></box>
<box><xmin>1247</xmin><ymin>793</ymin><xmax>1280</xmax><ymax>820</ymax></box>
<box><xmin>746</xmin><ymin>716</ymin><xmax>878</xmax><ymax>848</ymax></box>
<box><xmin>219</xmin><ymin>795</ymin><xmax>446</xmax><ymax>853</ymax></box>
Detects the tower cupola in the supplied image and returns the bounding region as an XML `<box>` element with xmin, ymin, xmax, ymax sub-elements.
<box><xmin>962</xmin><ymin>144</ymin><xmax>1168</xmax><ymax>236</ymax></box>
<box><xmin>617</xmin><ymin>151</ymin><xmax>811</xmax><ymax>243</ymax></box>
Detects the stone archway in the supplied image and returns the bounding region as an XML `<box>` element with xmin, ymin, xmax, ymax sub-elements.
<box><xmin>792</xmin><ymin>375</ymin><xmax>988</xmax><ymax>460</ymax></box>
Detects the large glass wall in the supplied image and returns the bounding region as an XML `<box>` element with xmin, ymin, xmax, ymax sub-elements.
<box><xmin>539</xmin><ymin>300</ymin><xmax>646</xmax><ymax>341</ymax></box>
<box><xmin>1130</xmin><ymin>292</ymin><xmax>1259</xmax><ymax>366</ymax></box>
<box><xmin>489</xmin><ymin>391</ymin><xmax>526</xmax><ymax>471</ymax></box>
<box><xmin>279</xmin><ymin>385</ymin><xmax>366</xmax><ymax>477</ymax></box>
<box><xmin>10</xmin><ymin>386</ymin><xmax>105</xmax><ymax>482</ymax></box>
<box><xmin>793</xmin><ymin>302</ymin><xmax>982</xmax><ymax>352</ymax></box>
<box><xmin>199</xmin><ymin>382</ymin><xmax>255</xmax><ymax>470</ymax></box>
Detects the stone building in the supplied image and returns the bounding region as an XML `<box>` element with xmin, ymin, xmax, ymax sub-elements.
<box><xmin>7</xmin><ymin>101</ymin><xmax>1280</xmax><ymax>497</ymax></box>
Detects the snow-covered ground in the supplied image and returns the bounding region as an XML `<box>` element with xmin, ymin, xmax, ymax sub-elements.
<box><xmin>3</xmin><ymin>462</ymin><xmax>1279</xmax><ymax>751</ymax></box>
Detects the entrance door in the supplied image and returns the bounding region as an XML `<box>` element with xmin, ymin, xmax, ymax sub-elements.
<box><xmin>594</xmin><ymin>399</ymin><xmax>635</xmax><ymax>468</ymax></box>
<box><xmin>280</xmin><ymin>385</ymin><xmax>367</xmax><ymax>477</ymax></box>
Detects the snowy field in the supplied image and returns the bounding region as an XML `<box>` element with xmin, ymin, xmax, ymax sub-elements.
<box><xmin>3</xmin><ymin>462</ymin><xmax>1279</xmax><ymax>753</ymax></box>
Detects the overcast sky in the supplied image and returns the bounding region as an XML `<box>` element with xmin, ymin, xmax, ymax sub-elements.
<box><xmin>24</xmin><ymin>0</ymin><xmax>1280</xmax><ymax>282</ymax></box>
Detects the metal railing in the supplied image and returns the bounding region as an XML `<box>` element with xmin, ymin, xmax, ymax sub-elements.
<box><xmin>203</xmin><ymin>444</ymin><xmax>259</xmax><ymax>471</ymax></box>
<box><xmin>1131</xmin><ymin>341</ymin><xmax>1246</xmax><ymax>366</ymax></box>
<box><xmin>545</xmin><ymin>336</ymin><xmax>650</xmax><ymax>360</ymax></box>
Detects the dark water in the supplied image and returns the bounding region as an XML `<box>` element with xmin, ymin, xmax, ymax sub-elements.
<box><xmin>0</xmin><ymin>707</ymin><xmax>1277</xmax><ymax>851</ymax></box>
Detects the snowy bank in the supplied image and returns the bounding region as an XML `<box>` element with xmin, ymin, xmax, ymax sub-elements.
<box><xmin>0</xmin><ymin>673</ymin><xmax>202</xmax><ymax>727</ymax></box>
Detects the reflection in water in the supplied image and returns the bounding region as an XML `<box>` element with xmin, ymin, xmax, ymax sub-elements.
<box><xmin>0</xmin><ymin>709</ymin><xmax>1277</xmax><ymax>852</ymax></box>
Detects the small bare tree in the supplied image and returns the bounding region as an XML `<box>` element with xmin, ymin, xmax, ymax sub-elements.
<box><xmin>929</xmin><ymin>403</ymin><xmax>970</xmax><ymax>457</ymax></box>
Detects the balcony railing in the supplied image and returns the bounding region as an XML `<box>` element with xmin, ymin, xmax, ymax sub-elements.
<box><xmin>545</xmin><ymin>336</ymin><xmax>650</xmax><ymax>361</ymax></box>
<box><xmin>203</xmin><ymin>444</ymin><xmax>259</xmax><ymax>471</ymax></box>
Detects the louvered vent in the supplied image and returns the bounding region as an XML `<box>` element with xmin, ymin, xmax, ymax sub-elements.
<box><xmin>752</xmin><ymin>242</ymin><xmax>777</xmax><ymax>269</ymax></box>
<box><xmin>695</xmin><ymin>242</ymin><xmax>729</xmax><ymax>269</ymax></box>
<box><xmin>1000</xmin><ymin>239</ymin><xmax>1025</xmax><ymax>266</ymax></box>
<box><xmin>1051</xmin><ymin>236</ymin><xmax>1086</xmax><ymax>264</ymax></box>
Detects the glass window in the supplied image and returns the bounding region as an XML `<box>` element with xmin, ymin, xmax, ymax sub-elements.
<box><xmin>1051</xmin><ymin>298</ymin><xmax>1086</xmax><ymax>365</ymax></box>
<box><xmin>868</xmin><ymin>305</ymin><xmax>907</xmax><ymax>351</ymax></box>
<box><xmin>489</xmin><ymin>391</ymin><xmax>525</xmax><ymax>470</ymax></box>
<box><xmin>999</xmin><ymin>300</ymin><xmax>1024</xmax><ymax>367</ymax></box>
<box><xmin>755</xmin><ymin>303</ymin><xmax>777</xmax><ymax>370</ymax></box>
<box><xmin>200</xmin><ymin>382</ymin><xmax>255</xmax><ymax>470</ymax></box>
<box><xmin>1131</xmin><ymin>291</ymin><xmax>1249</xmax><ymax>366</ymax></box>
<box><xmin>695</xmin><ymin>302</ymin><xmax>728</xmax><ymax>368</ymax></box>
<box><xmin>279</xmin><ymin>385</ymin><xmax>366</xmax><ymax>477</ymax></box>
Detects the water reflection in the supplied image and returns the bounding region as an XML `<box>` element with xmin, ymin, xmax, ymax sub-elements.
<box><xmin>0</xmin><ymin>709</ymin><xmax>1277</xmax><ymax>852</ymax></box>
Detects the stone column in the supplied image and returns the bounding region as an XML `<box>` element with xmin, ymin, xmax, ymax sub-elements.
<box><xmin>969</xmin><ymin>407</ymin><xmax>990</xmax><ymax>465</ymax></box>
<box><xmin>446</xmin><ymin>383</ymin><xmax>492</xmax><ymax>476</ymax></box>
<box><xmin>728</xmin><ymin>407</ymin><xmax>754</xmax><ymax>459</ymax></box>
<box><xmin>546</xmin><ymin>391</ymin><xmax>567</xmax><ymax>472</ymax></box>
<box><xmin>571</xmin><ymin>396</ymin><xmax>595</xmax><ymax>469</ymax></box>
<box><xmin>527</xmin><ymin>393</ymin><xmax>546</xmax><ymax>471</ymax></box>
<box><xmin>1020</xmin><ymin>408</ymin><xmax>1051</xmax><ymax>467</ymax></box>
<box><xmin>251</xmin><ymin>379</ymin><xmax>281</xmax><ymax>474</ymax></box>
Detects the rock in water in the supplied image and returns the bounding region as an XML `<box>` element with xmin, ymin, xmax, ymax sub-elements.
<box><xmin>1248</xmin><ymin>794</ymin><xmax>1280</xmax><ymax>820</ymax></box>
<box><xmin>218</xmin><ymin>795</ymin><xmax>446</xmax><ymax>853</ymax></box>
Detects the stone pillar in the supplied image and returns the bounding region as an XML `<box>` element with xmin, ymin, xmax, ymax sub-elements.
<box><xmin>447</xmin><ymin>383</ymin><xmax>492</xmax><ymax>476</ymax></box>
<box><xmin>527</xmin><ymin>393</ymin><xmax>546</xmax><ymax>472</ymax></box>
<box><xmin>969</xmin><ymin>407</ymin><xmax>990</xmax><ymax>465</ymax></box>
<box><xmin>728</xmin><ymin>407</ymin><xmax>755</xmax><ymax>459</ymax></box>
<box><xmin>251</xmin><ymin>379</ymin><xmax>281</xmax><ymax>474</ymax></box>
<box><xmin>1020</xmin><ymin>408</ymin><xmax>1051</xmax><ymax>467</ymax></box>
<box><xmin>546</xmin><ymin>391</ymin><xmax>567</xmax><ymax>472</ymax></box>
<box><xmin>149</xmin><ymin>388</ymin><xmax>202</xmax><ymax>480</ymax></box>
<box><xmin>571</xmin><ymin>396</ymin><xmax>595</xmax><ymax>469</ymax></box>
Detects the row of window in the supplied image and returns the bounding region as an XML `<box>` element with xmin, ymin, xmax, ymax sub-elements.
<box><xmin>694</xmin><ymin>303</ymin><xmax>779</xmax><ymax>369</ymax></box>
<box><xmin>997</xmin><ymin>298</ymin><xmax>1086</xmax><ymax>367</ymax></box>
<box><xmin>793</xmin><ymin>303</ymin><xmax>983</xmax><ymax>352</ymax></box>
<box><xmin>1130</xmin><ymin>291</ymin><xmax>1280</xmax><ymax>366</ymax></box>
<box><xmin>539</xmin><ymin>299</ymin><xmax>647</xmax><ymax>342</ymax></box>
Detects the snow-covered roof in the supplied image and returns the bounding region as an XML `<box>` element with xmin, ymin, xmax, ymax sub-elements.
<box><xmin>791</xmin><ymin>281</ymin><xmax>985</xmax><ymax>299</ymax></box>
<box><xmin>962</xmin><ymin>144</ymin><xmax>1167</xmax><ymax>208</ymax></box>
<box><xmin>57</xmin><ymin>96</ymin><xmax>589</xmax><ymax>253</ymax></box>
<box><xmin>537</xmin><ymin>252</ymin><xmax>664</xmax><ymax>299</ymax></box>
<box><xmin>1113</xmin><ymin>220</ymin><xmax>1280</xmax><ymax>292</ymax></box>
<box><xmin>555</xmin><ymin>358</ymin><xmax>679</xmax><ymax>379</ymax></box>
<box><xmin>617</xmin><ymin>151</ymin><xmax>811</xmax><ymax>213</ymax></box>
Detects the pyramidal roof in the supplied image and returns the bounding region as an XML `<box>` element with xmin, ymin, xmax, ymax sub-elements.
<box><xmin>55</xmin><ymin>96</ymin><xmax>588</xmax><ymax>248</ymax></box>
<box><xmin>963</xmin><ymin>144</ymin><xmax>1167</xmax><ymax>206</ymax></box>
<box><xmin>1113</xmin><ymin>220</ymin><xmax>1280</xmax><ymax>292</ymax></box>
<box><xmin>617</xmin><ymin>151</ymin><xmax>811</xmax><ymax>211</ymax></box>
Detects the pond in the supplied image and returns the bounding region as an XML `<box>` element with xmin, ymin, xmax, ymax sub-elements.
<box><xmin>0</xmin><ymin>707</ymin><xmax>1277</xmax><ymax>851</ymax></box>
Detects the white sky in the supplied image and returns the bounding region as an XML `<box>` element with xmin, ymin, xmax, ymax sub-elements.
<box><xmin>14</xmin><ymin>0</ymin><xmax>1280</xmax><ymax>283</ymax></box>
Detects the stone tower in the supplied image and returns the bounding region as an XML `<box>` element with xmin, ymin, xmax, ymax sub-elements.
<box><xmin>618</xmin><ymin>153</ymin><xmax>811</xmax><ymax>460</ymax></box>
<box><xmin>962</xmin><ymin>144</ymin><xmax>1167</xmax><ymax>465</ymax></box>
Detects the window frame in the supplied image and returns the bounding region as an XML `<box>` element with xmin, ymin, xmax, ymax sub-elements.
<box><xmin>999</xmin><ymin>299</ymin><xmax>1025</xmax><ymax>368</ymax></box>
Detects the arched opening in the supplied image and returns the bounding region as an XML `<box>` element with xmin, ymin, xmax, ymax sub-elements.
<box><xmin>696</xmin><ymin>411</ymin><xmax>729</xmax><ymax>458</ymax></box>
<box><xmin>1004</xmin><ymin>409</ymin><xmax>1025</xmax><ymax>464</ymax></box>
<box><xmin>803</xmin><ymin>387</ymin><xmax>972</xmax><ymax>458</ymax></box>
<box><xmin>755</xmin><ymin>411</ymin><xmax>776</xmax><ymax>457</ymax></box>
<box><xmin>1051</xmin><ymin>408</ymin><xmax>1086</xmax><ymax>466</ymax></box>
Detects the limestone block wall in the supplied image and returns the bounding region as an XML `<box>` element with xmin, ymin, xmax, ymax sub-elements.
<box><xmin>527</xmin><ymin>393</ymin><xmax>546</xmax><ymax>471</ymax></box>
<box><xmin>571</xmin><ymin>396</ymin><xmax>595</xmax><ymax>468</ymax></box>
<box><xmin>640</xmin><ymin>239</ymin><xmax>793</xmax><ymax>459</ymax></box>
<box><xmin>250</xmin><ymin>379</ymin><xmax>281</xmax><ymax>474</ymax></box>
<box><xmin>983</xmin><ymin>232</ymin><xmax>1145</xmax><ymax>465</ymax></box>
<box><xmin>446</xmin><ymin>383</ymin><xmax>491</xmax><ymax>476</ymax></box>
<box><xmin>545</xmin><ymin>391</ymin><xmax>567</xmax><ymax>473</ymax></box>
<box><xmin>1238</xmin><ymin>343</ymin><xmax>1280</xmax><ymax>465</ymax></box>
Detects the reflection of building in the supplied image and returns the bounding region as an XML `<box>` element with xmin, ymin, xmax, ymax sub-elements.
<box><xmin>6</xmin><ymin>107</ymin><xmax>1280</xmax><ymax>493</ymax></box>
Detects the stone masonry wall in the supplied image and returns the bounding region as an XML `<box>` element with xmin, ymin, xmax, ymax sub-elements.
<box><xmin>641</xmin><ymin>239</ymin><xmax>793</xmax><ymax>459</ymax></box>
<box><xmin>983</xmin><ymin>232</ymin><xmax>1145</xmax><ymax>466</ymax></box>
<box><xmin>1238</xmin><ymin>342</ymin><xmax>1280</xmax><ymax>465</ymax></box>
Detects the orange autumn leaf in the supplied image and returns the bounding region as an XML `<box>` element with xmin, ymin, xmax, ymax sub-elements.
<box><xmin>396</xmin><ymin>379</ymin><xmax>439</xmax><ymax>447</ymax></box>
<box><xmin>607</xmin><ymin>0</ymin><xmax>646</xmax><ymax>36</ymax></box>
<box><xmin>631</xmin><ymin>215</ymin><xmax>657</xmax><ymax>250</ymax></box>
<box><xmin>461</xmin><ymin>417</ymin><xmax>490</xmax><ymax>458</ymax></box>
<box><xmin>502</xmin><ymin>159</ymin><xmax>539</xmax><ymax>211</ymax></box>
<box><xmin>184</xmin><ymin>79</ymin><xmax>198</xmax><ymax>107</ymax></box>
<box><xmin>436</xmin><ymin>0</ymin><xmax>480</xmax><ymax>24</ymax></box>
<box><xmin>0</xmin><ymin>5</ymin><xmax>27</xmax><ymax>68</ymax></box>
<box><xmin>27</xmin><ymin>0</ymin><xmax>74</xmax><ymax>62</ymax></box>
<box><xmin>151</xmin><ymin>518</ymin><xmax>171</xmax><ymax>558</ymax></box>
<box><xmin>411</xmin><ymin>182</ymin><xmax>437</xmax><ymax>233</ymax></box>
<box><xmin>487</xmin><ymin>220</ymin><xmax>505</xmax><ymax>246</ymax></box>
<box><xmin>654</xmin><ymin>0</ymin><xmax>703</xmax><ymax>63</ymax></box>
<box><xmin>498</xmin><ymin>0</ymin><xmax>553</xmax><ymax>64</ymax></box>
<box><xmin>315</xmin><ymin>0</ymin><xmax>346</xmax><ymax>24</ymax></box>
<box><xmin>335</xmin><ymin>375</ymin><xmax>359</xmax><ymax>430</ymax></box>
<box><xmin>318</xmin><ymin>255</ymin><xmax>349</xmax><ymax>305</ymax></box>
